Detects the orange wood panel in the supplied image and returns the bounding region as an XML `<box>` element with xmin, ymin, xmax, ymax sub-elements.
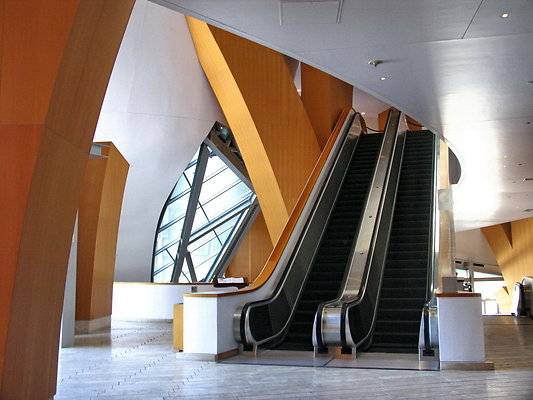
<box><xmin>187</xmin><ymin>17</ymin><xmax>321</xmax><ymax>244</ymax></box>
<box><xmin>0</xmin><ymin>1</ymin><xmax>134</xmax><ymax>398</ymax></box>
<box><xmin>482</xmin><ymin>217</ymin><xmax>533</xmax><ymax>298</ymax></box>
<box><xmin>0</xmin><ymin>0</ymin><xmax>79</xmax><ymax>125</ymax></box>
<box><xmin>0</xmin><ymin>125</ymin><xmax>43</xmax><ymax>387</ymax></box>
<box><xmin>186</xmin><ymin>17</ymin><xmax>289</xmax><ymax>243</ymax></box>
<box><xmin>186</xmin><ymin>108</ymin><xmax>352</xmax><ymax>298</ymax></box>
<box><xmin>77</xmin><ymin>143</ymin><xmax>129</xmax><ymax>321</ymax></box>
<box><xmin>225</xmin><ymin>211</ymin><xmax>273</xmax><ymax>282</ymax></box>
<box><xmin>208</xmin><ymin>25</ymin><xmax>321</xmax><ymax>215</ymax></box>
<box><xmin>300</xmin><ymin>63</ymin><xmax>353</xmax><ymax>149</ymax></box>
<box><xmin>378</xmin><ymin>107</ymin><xmax>423</xmax><ymax>131</ymax></box>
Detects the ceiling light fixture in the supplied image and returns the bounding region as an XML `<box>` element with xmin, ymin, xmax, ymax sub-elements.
<box><xmin>368</xmin><ymin>60</ymin><xmax>383</xmax><ymax>67</ymax></box>
<box><xmin>361</xmin><ymin>112</ymin><xmax>366</xmax><ymax>115</ymax></box>
<box><xmin>380</xmin><ymin>77</ymin><xmax>387</xmax><ymax>81</ymax></box>
<box><xmin>501</xmin><ymin>12</ymin><xmax>509</xmax><ymax>18</ymax></box>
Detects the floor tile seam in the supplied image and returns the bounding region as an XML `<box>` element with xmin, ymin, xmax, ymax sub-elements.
<box><xmin>75</xmin><ymin>327</ymin><xmax>148</xmax><ymax>345</ymax></box>
<box><xmin>92</xmin><ymin>351</ymin><xmax>177</xmax><ymax>396</ymax></box>
<box><xmin>165</xmin><ymin>362</ymin><xmax>248</xmax><ymax>398</ymax></box>
<box><xmin>59</xmin><ymin>330</ymin><xmax>172</xmax><ymax>382</ymax></box>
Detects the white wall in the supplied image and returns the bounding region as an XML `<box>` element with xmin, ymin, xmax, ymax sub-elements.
<box><xmin>455</xmin><ymin>228</ymin><xmax>498</xmax><ymax>266</ymax></box>
<box><xmin>94</xmin><ymin>0</ymin><xmax>225</xmax><ymax>281</ymax></box>
<box><xmin>112</xmin><ymin>283</ymin><xmax>236</xmax><ymax>320</ymax></box>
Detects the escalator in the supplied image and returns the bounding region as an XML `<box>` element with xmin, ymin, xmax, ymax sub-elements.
<box><xmin>279</xmin><ymin>133</ymin><xmax>383</xmax><ymax>350</ymax></box>
<box><xmin>366</xmin><ymin>130</ymin><xmax>435</xmax><ymax>353</ymax></box>
<box><xmin>315</xmin><ymin>124</ymin><xmax>438</xmax><ymax>358</ymax></box>
<box><xmin>239</xmin><ymin>112</ymin><xmax>386</xmax><ymax>351</ymax></box>
<box><xmin>239</xmin><ymin>111</ymin><xmax>439</xmax><ymax>359</ymax></box>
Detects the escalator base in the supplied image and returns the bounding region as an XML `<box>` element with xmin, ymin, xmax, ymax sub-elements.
<box><xmin>220</xmin><ymin>350</ymin><xmax>439</xmax><ymax>371</ymax></box>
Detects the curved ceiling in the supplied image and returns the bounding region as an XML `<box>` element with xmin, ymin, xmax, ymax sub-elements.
<box><xmin>152</xmin><ymin>0</ymin><xmax>533</xmax><ymax>231</ymax></box>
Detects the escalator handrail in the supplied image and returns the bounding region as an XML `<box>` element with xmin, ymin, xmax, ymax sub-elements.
<box><xmin>239</xmin><ymin>110</ymin><xmax>364</xmax><ymax>346</ymax></box>
<box><xmin>421</xmin><ymin>132</ymin><xmax>441</xmax><ymax>355</ymax></box>
<box><xmin>315</xmin><ymin>110</ymin><xmax>406</xmax><ymax>349</ymax></box>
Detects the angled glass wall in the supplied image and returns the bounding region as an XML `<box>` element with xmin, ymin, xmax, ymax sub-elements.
<box><xmin>152</xmin><ymin>123</ymin><xmax>257</xmax><ymax>283</ymax></box>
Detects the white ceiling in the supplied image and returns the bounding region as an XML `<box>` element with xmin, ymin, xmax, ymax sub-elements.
<box><xmin>151</xmin><ymin>0</ymin><xmax>533</xmax><ymax>231</ymax></box>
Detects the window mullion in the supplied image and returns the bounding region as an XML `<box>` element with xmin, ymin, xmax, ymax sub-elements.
<box><xmin>171</xmin><ymin>143</ymin><xmax>210</xmax><ymax>282</ymax></box>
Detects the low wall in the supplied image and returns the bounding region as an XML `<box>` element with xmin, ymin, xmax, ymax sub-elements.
<box><xmin>112</xmin><ymin>282</ymin><xmax>235</xmax><ymax>320</ymax></box>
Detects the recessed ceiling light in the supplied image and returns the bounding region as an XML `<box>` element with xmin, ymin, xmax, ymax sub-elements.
<box><xmin>380</xmin><ymin>77</ymin><xmax>387</xmax><ymax>81</ymax></box>
<box><xmin>361</xmin><ymin>112</ymin><xmax>366</xmax><ymax>115</ymax></box>
<box><xmin>501</xmin><ymin>12</ymin><xmax>509</xmax><ymax>18</ymax></box>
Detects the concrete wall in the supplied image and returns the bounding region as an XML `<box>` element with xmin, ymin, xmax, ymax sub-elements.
<box><xmin>94</xmin><ymin>0</ymin><xmax>224</xmax><ymax>281</ymax></box>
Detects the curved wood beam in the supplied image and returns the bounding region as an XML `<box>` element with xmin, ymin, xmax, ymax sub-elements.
<box><xmin>0</xmin><ymin>1</ymin><xmax>134</xmax><ymax>398</ymax></box>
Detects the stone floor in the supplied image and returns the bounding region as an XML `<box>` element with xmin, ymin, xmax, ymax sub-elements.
<box><xmin>56</xmin><ymin>316</ymin><xmax>533</xmax><ymax>400</ymax></box>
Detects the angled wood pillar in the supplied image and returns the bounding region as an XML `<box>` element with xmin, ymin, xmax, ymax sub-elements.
<box><xmin>76</xmin><ymin>143</ymin><xmax>129</xmax><ymax>333</ymax></box>
<box><xmin>0</xmin><ymin>1</ymin><xmax>134</xmax><ymax>398</ymax></box>
<box><xmin>300</xmin><ymin>63</ymin><xmax>353</xmax><ymax>149</ymax></box>
<box><xmin>482</xmin><ymin>218</ymin><xmax>533</xmax><ymax>299</ymax></box>
<box><xmin>186</xmin><ymin>17</ymin><xmax>321</xmax><ymax>245</ymax></box>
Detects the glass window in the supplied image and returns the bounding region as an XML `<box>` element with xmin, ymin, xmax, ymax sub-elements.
<box><xmin>152</xmin><ymin>123</ymin><xmax>258</xmax><ymax>283</ymax></box>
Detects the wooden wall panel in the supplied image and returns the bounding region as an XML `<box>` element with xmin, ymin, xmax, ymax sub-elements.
<box><xmin>378</xmin><ymin>107</ymin><xmax>423</xmax><ymax>131</ymax></box>
<box><xmin>0</xmin><ymin>125</ymin><xmax>42</xmax><ymax>386</ymax></box>
<box><xmin>0</xmin><ymin>0</ymin><xmax>79</xmax><ymax>125</ymax></box>
<box><xmin>482</xmin><ymin>217</ymin><xmax>533</xmax><ymax>296</ymax></box>
<box><xmin>300</xmin><ymin>63</ymin><xmax>353</xmax><ymax>149</ymax></box>
<box><xmin>77</xmin><ymin>143</ymin><xmax>129</xmax><ymax>321</ymax></box>
<box><xmin>225</xmin><ymin>212</ymin><xmax>273</xmax><ymax>282</ymax></box>
<box><xmin>209</xmin><ymin>26</ymin><xmax>321</xmax><ymax>215</ymax></box>
<box><xmin>187</xmin><ymin>17</ymin><xmax>321</xmax><ymax>244</ymax></box>
<box><xmin>186</xmin><ymin>18</ymin><xmax>288</xmax><ymax>243</ymax></box>
<box><xmin>0</xmin><ymin>1</ymin><xmax>134</xmax><ymax>398</ymax></box>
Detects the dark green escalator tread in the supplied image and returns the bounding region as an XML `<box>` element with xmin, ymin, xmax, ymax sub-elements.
<box><xmin>367</xmin><ymin>130</ymin><xmax>435</xmax><ymax>354</ymax></box>
<box><xmin>276</xmin><ymin>133</ymin><xmax>383</xmax><ymax>351</ymax></box>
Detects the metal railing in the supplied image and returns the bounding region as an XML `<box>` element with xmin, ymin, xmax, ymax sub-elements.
<box><xmin>314</xmin><ymin>109</ymin><xmax>405</xmax><ymax>351</ymax></box>
<box><xmin>237</xmin><ymin>111</ymin><xmax>361</xmax><ymax>348</ymax></box>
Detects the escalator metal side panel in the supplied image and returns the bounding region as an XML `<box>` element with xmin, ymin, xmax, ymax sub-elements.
<box><xmin>316</xmin><ymin>110</ymin><xmax>404</xmax><ymax>349</ymax></box>
<box><xmin>419</xmin><ymin>133</ymin><xmax>440</xmax><ymax>359</ymax></box>
<box><xmin>238</xmin><ymin>113</ymin><xmax>361</xmax><ymax>347</ymax></box>
<box><xmin>359</xmin><ymin>130</ymin><xmax>436</xmax><ymax>353</ymax></box>
<box><xmin>345</xmin><ymin>130</ymin><xmax>406</xmax><ymax>350</ymax></box>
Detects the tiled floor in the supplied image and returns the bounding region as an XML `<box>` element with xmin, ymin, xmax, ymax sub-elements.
<box><xmin>56</xmin><ymin>316</ymin><xmax>533</xmax><ymax>400</ymax></box>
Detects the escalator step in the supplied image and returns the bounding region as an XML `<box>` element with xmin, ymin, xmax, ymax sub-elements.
<box><xmin>279</xmin><ymin>133</ymin><xmax>384</xmax><ymax>350</ymax></box>
<box><xmin>382</xmin><ymin>277</ymin><xmax>426</xmax><ymax>289</ymax></box>
<box><xmin>380</xmin><ymin>287</ymin><xmax>426</xmax><ymax>299</ymax></box>
<box><xmin>384</xmin><ymin>268</ymin><xmax>427</xmax><ymax>279</ymax></box>
<box><xmin>379</xmin><ymin>297</ymin><xmax>426</xmax><ymax>309</ymax></box>
<box><xmin>377</xmin><ymin>308</ymin><xmax>421</xmax><ymax>321</ymax></box>
<box><xmin>372</xmin><ymin>331</ymin><xmax>419</xmax><ymax>344</ymax></box>
<box><xmin>375</xmin><ymin>320</ymin><xmax>419</xmax><ymax>333</ymax></box>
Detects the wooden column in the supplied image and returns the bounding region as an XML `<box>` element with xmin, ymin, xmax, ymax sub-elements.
<box><xmin>186</xmin><ymin>17</ymin><xmax>321</xmax><ymax>245</ymax></box>
<box><xmin>76</xmin><ymin>143</ymin><xmax>129</xmax><ymax>332</ymax></box>
<box><xmin>300</xmin><ymin>63</ymin><xmax>353</xmax><ymax>149</ymax></box>
<box><xmin>482</xmin><ymin>218</ymin><xmax>533</xmax><ymax>299</ymax></box>
<box><xmin>0</xmin><ymin>1</ymin><xmax>134</xmax><ymax>398</ymax></box>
